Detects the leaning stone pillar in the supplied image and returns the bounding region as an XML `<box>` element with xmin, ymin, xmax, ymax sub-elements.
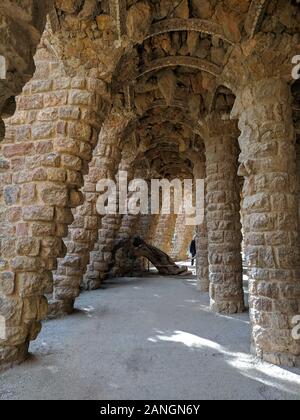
<box><xmin>232</xmin><ymin>78</ymin><xmax>300</xmax><ymax>366</ymax></box>
<box><xmin>204</xmin><ymin>115</ymin><xmax>244</xmax><ymax>313</ymax></box>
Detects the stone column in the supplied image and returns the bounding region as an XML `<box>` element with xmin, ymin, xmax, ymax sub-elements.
<box><xmin>83</xmin><ymin>214</ymin><xmax>122</xmax><ymax>290</ymax></box>
<box><xmin>297</xmin><ymin>140</ymin><xmax>300</xmax><ymax>231</ymax></box>
<box><xmin>196</xmin><ymin>220</ymin><xmax>209</xmax><ymax>292</ymax></box>
<box><xmin>233</xmin><ymin>78</ymin><xmax>300</xmax><ymax>366</ymax></box>
<box><xmin>193</xmin><ymin>160</ymin><xmax>209</xmax><ymax>292</ymax></box>
<box><xmin>204</xmin><ymin>115</ymin><xmax>244</xmax><ymax>314</ymax></box>
<box><xmin>51</xmin><ymin>115</ymin><xmax>127</xmax><ymax>315</ymax></box>
<box><xmin>0</xmin><ymin>43</ymin><xmax>108</xmax><ymax>367</ymax></box>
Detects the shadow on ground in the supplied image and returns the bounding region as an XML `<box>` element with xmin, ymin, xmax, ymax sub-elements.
<box><xmin>1</xmin><ymin>271</ymin><xmax>299</xmax><ymax>400</ymax></box>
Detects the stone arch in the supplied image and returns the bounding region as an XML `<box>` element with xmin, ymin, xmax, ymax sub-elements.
<box><xmin>244</xmin><ymin>0</ymin><xmax>269</xmax><ymax>38</ymax></box>
<box><xmin>84</xmin><ymin>127</ymin><xmax>202</xmax><ymax>286</ymax></box>
<box><xmin>82</xmin><ymin>104</ymin><xmax>204</xmax><ymax>288</ymax></box>
<box><xmin>136</xmin><ymin>56</ymin><xmax>222</xmax><ymax>80</ymax></box>
<box><xmin>144</xmin><ymin>18</ymin><xmax>235</xmax><ymax>44</ymax></box>
<box><xmin>97</xmin><ymin>147</ymin><xmax>147</xmax><ymax>279</ymax></box>
<box><xmin>0</xmin><ymin>0</ymin><xmax>300</xmax><ymax>371</ymax></box>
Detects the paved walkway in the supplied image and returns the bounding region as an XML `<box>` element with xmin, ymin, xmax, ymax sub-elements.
<box><xmin>1</xmin><ymin>273</ymin><xmax>300</xmax><ymax>400</ymax></box>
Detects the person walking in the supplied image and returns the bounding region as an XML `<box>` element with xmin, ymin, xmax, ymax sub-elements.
<box><xmin>189</xmin><ymin>236</ymin><xmax>197</xmax><ymax>266</ymax></box>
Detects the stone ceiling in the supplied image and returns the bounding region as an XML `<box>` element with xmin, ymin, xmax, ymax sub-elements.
<box><xmin>1</xmin><ymin>0</ymin><xmax>300</xmax><ymax>179</ymax></box>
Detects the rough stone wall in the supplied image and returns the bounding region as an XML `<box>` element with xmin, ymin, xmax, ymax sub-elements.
<box><xmin>0</xmin><ymin>1</ymin><xmax>50</xmax><ymax>143</ymax></box>
<box><xmin>146</xmin><ymin>214</ymin><xmax>160</xmax><ymax>246</ymax></box>
<box><xmin>135</xmin><ymin>214</ymin><xmax>152</xmax><ymax>241</ymax></box>
<box><xmin>0</xmin><ymin>32</ymin><xmax>107</xmax><ymax>364</ymax></box>
<box><xmin>233</xmin><ymin>79</ymin><xmax>300</xmax><ymax>366</ymax></box>
<box><xmin>170</xmin><ymin>214</ymin><xmax>194</xmax><ymax>261</ymax></box>
<box><xmin>152</xmin><ymin>213</ymin><xmax>178</xmax><ymax>256</ymax></box>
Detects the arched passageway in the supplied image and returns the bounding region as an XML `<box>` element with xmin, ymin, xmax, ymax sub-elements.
<box><xmin>0</xmin><ymin>0</ymin><xmax>300</xmax><ymax>376</ymax></box>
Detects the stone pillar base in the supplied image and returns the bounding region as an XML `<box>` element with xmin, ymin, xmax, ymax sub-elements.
<box><xmin>47</xmin><ymin>299</ymin><xmax>75</xmax><ymax>319</ymax></box>
<box><xmin>210</xmin><ymin>298</ymin><xmax>245</xmax><ymax>315</ymax></box>
<box><xmin>0</xmin><ymin>342</ymin><xmax>29</xmax><ymax>371</ymax></box>
<box><xmin>83</xmin><ymin>276</ymin><xmax>104</xmax><ymax>291</ymax></box>
<box><xmin>251</xmin><ymin>343</ymin><xmax>300</xmax><ymax>368</ymax></box>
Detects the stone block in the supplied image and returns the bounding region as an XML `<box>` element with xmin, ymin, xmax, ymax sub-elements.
<box><xmin>32</xmin><ymin>122</ymin><xmax>55</xmax><ymax>139</ymax></box>
<box><xmin>40</xmin><ymin>184</ymin><xmax>68</xmax><ymax>207</ymax></box>
<box><xmin>0</xmin><ymin>272</ymin><xmax>15</xmax><ymax>295</ymax></box>
<box><xmin>2</xmin><ymin>143</ymin><xmax>34</xmax><ymax>158</ymax></box>
<box><xmin>16</xmin><ymin>238</ymin><xmax>40</xmax><ymax>257</ymax></box>
<box><xmin>4</xmin><ymin>185</ymin><xmax>20</xmax><ymax>206</ymax></box>
<box><xmin>69</xmin><ymin>90</ymin><xmax>92</xmax><ymax>106</ymax></box>
<box><xmin>11</xmin><ymin>256</ymin><xmax>41</xmax><ymax>272</ymax></box>
<box><xmin>18</xmin><ymin>272</ymin><xmax>52</xmax><ymax>297</ymax></box>
<box><xmin>68</xmin><ymin>121</ymin><xmax>92</xmax><ymax>141</ymax></box>
<box><xmin>18</xmin><ymin>94</ymin><xmax>44</xmax><ymax>110</ymax></box>
<box><xmin>23</xmin><ymin>206</ymin><xmax>54</xmax><ymax>222</ymax></box>
<box><xmin>31</xmin><ymin>80</ymin><xmax>52</xmax><ymax>93</ymax></box>
<box><xmin>43</xmin><ymin>91</ymin><xmax>68</xmax><ymax>107</ymax></box>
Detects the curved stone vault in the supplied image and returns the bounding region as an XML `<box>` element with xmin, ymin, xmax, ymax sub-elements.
<box><xmin>0</xmin><ymin>0</ymin><xmax>299</xmax><ymax>370</ymax></box>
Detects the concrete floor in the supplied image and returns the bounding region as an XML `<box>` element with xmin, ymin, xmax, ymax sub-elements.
<box><xmin>1</xmin><ymin>271</ymin><xmax>300</xmax><ymax>400</ymax></box>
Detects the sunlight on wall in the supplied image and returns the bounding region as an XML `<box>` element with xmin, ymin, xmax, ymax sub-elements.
<box><xmin>0</xmin><ymin>56</ymin><xmax>6</xmax><ymax>79</ymax></box>
<box><xmin>0</xmin><ymin>315</ymin><xmax>6</xmax><ymax>339</ymax></box>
